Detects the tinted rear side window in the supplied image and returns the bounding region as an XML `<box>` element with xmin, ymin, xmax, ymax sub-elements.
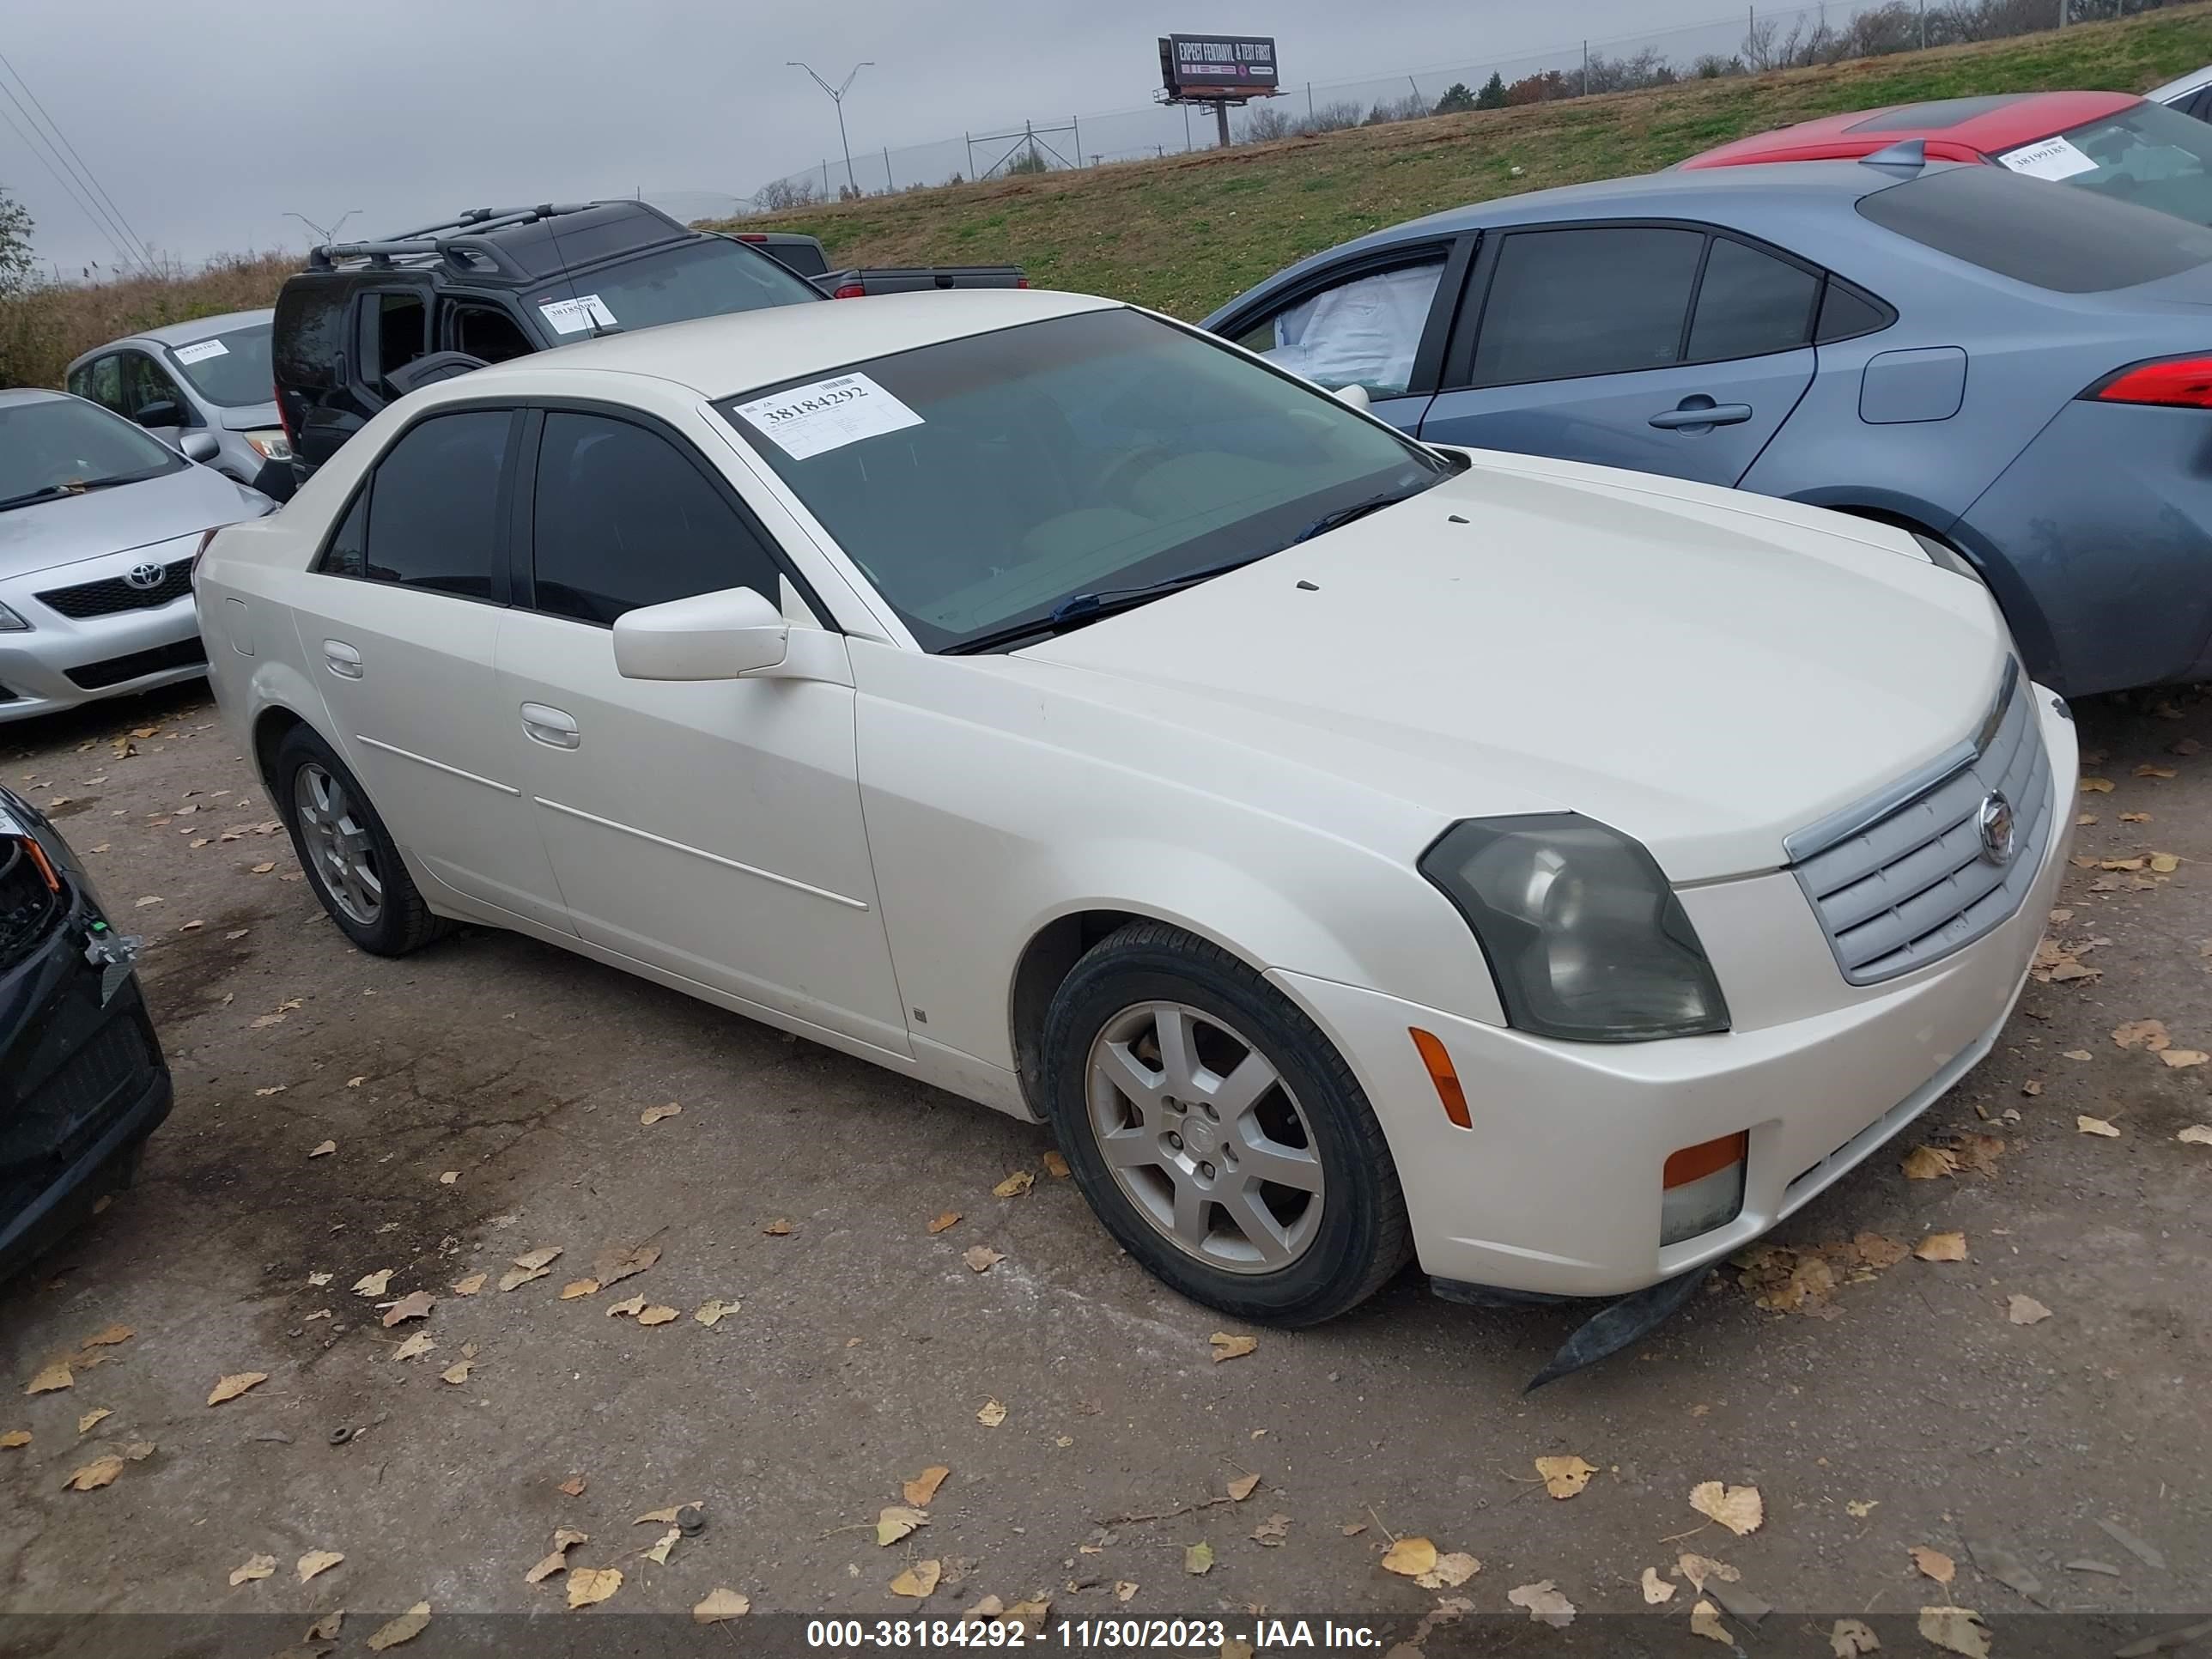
<box><xmin>1471</xmin><ymin>227</ymin><xmax>1705</xmax><ymax>385</ymax></box>
<box><xmin>1856</xmin><ymin>165</ymin><xmax>2212</xmax><ymax>291</ymax></box>
<box><xmin>1686</xmin><ymin>238</ymin><xmax>1821</xmax><ymax>362</ymax></box>
<box><xmin>768</xmin><ymin>240</ymin><xmax>830</xmax><ymax>278</ymax></box>
<box><xmin>361</xmin><ymin>410</ymin><xmax>512</xmax><ymax>599</ymax></box>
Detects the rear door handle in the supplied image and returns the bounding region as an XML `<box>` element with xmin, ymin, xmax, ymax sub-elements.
<box><xmin>520</xmin><ymin>702</ymin><xmax>580</xmax><ymax>750</ymax></box>
<box><xmin>1649</xmin><ymin>401</ymin><xmax>1753</xmax><ymax>430</ymax></box>
<box><xmin>322</xmin><ymin>639</ymin><xmax>363</xmax><ymax>679</ymax></box>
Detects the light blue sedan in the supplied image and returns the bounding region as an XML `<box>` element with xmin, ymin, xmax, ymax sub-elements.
<box><xmin>1205</xmin><ymin>157</ymin><xmax>2212</xmax><ymax>697</ymax></box>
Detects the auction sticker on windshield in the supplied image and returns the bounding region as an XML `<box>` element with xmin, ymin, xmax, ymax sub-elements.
<box><xmin>734</xmin><ymin>373</ymin><xmax>923</xmax><ymax>460</ymax></box>
<box><xmin>539</xmin><ymin>295</ymin><xmax>618</xmax><ymax>336</ymax></box>
<box><xmin>1997</xmin><ymin>134</ymin><xmax>2100</xmax><ymax>182</ymax></box>
<box><xmin>173</xmin><ymin>338</ymin><xmax>229</xmax><ymax>365</ymax></box>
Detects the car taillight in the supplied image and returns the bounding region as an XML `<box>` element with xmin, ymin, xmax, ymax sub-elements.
<box><xmin>2090</xmin><ymin>354</ymin><xmax>2212</xmax><ymax>408</ymax></box>
<box><xmin>274</xmin><ymin>380</ymin><xmax>296</xmax><ymax>447</ymax></box>
<box><xmin>1016</xmin><ymin>277</ymin><xmax>1029</xmax><ymax>289</ymax></box>
<box><xmin>736</xmin><ymin>232</ymin><xmax>768</xmax><ymax>241</ymax></box>
<box><xmin>831</xmin><ymin>283</ymin><xmax>866</xmax><ymax>299</ymax></box>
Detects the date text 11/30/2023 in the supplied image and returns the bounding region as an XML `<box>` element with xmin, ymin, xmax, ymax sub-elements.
<box><xmin>803</xmin><ymin>1618</ymin><xmax>1388</xmax><ymax>1650</ymax></box>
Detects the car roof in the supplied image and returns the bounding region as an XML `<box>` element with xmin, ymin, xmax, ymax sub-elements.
<box><xmin>433</xmin><ymin>288</ymin><xmax>1121</xmax><ymax>402</ymax></box>
<box><xmin>0</xmin><ymin>386</ymin><xmax>69</xmax><ymax>409</ymax></box>
<box><xmin>1680</xmin><ymin>90</ymin><xmax>2141</xmax><ymax>167</ymax></box>
<box><xmin>64</xmin><ymin>310</ymin><xmax>273</xmax><ymax>374</ymax></box>
<box><xmin>2146</xmin><ymin>63</ymin><xmax>2212</xmax><ymax>104</ymax></box>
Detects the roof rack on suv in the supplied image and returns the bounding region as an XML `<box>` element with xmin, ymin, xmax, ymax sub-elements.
<box><xmin>306</xmin><ymin>203</ymin><xmax>602</xmax><ymax>276</ymax></box>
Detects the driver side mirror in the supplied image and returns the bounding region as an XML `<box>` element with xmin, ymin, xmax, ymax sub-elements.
<box><xmin>179</xmin><ymin>431</ymin><xmax>221</xmax><ymax>464</ymax></box>
<box><xmin>613</xmin><ymin>586</ymin><xmax>789</xmax><ymax>681</ymax></box>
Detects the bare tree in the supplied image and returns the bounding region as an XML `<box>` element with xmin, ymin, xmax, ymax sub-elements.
<box><xmin>755</xmin><ymin>176</ymin><xmax>823</xmax><ymax>210</ymax></box>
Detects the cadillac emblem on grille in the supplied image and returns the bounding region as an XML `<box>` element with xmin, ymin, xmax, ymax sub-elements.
<box><xmin>124</xmin><ymin>562</ymin><xmax>165</xmax><ymax>591</ymax></box>
<box><xmin>1978</xmin><ymin>792</ymin><xmax>2016</xmax><ymax>867</ymax></box>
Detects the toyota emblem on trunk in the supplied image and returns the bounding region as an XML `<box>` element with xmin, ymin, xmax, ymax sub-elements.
<box><xmin>1978</xmin><ymin>792</ymin><xmax>2016</xmax><ymax>866</ymax></box>
<box><xmin>124</xmin><ymin>562</ymin><xmax>165</xmax><ymax>591</ymax></box>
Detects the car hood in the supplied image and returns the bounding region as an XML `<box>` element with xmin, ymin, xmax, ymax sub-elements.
<box><xmin>0</xmin><ymin>463</ymin><xmax>267</xmax><ymax>582</ymax></box>
<box><xmin>215</xmin><ymin>402</ymin><xmax>282</xmax><ymax>433</ymax></box>
<box><xmin>1014</xmin><ymin>453</ymin><xmax>2012</xmax><ymax>884</ymax></box>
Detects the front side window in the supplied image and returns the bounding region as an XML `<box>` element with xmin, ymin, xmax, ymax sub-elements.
<box><xmin>1</xmin><ymin>397</ymin><xmax>183</xmax><ymax>507</ymax></box>
<box><xmin>357</xmin><ymin>410</ymin><xmax>511</xmax><ymax>599</ymax></box>
<box><xmin>1233</xmin><ymin>258</ymin><xmax>1447</xmax><ymax>396</ymax></box>
<box><xmin>526</xmin><ymin>237</ymin><xmax>819</xmax><ymax>341</ymax></box>
<box><xmin>1471</xmin><ymin>228</ymin><xmax>1706</xmax><ymax>386</ymax></box>
<box><xmin>118</xmin><ymin>352</ymin><xmax>190</xmax><ymax>422</ymax></box>
<box><xmin>163</xmin><ymin>322</ymin><xmax>274</xmax><ymax>407</ymax></box>
<box><xmin>530</xmin><ymin>412</ymin><xmax>783</xmax><ymax>625</ymax></box>
<box><xmin>721</xmin><ymin>307</ymin><xmax>1447</xmax><ymax>652</ymax></box>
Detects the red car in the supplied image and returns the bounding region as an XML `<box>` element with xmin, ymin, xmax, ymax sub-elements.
<box><xmin>1681</xmin><ymin>91</ymin><xmax>2212</xmax><ymax>226</ymax></box>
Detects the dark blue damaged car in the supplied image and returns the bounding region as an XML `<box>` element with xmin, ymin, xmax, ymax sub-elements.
<box><xmin>0</xmin><ymin>786</ymin><xmax>171</xmax><ymax>1280</ymax></box>
<box><xmin>1204</xmin><ymin>155</ymin><xmax>2212</xmax><ymax>697</ymax></box>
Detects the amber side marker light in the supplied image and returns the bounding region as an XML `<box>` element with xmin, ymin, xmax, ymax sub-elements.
<box><xmin>1661</xmin><ymin>1130</ymin><xmax>1748</xmax><ymax>1247</ymax></box>
<box><xmin>12</xmin><ymin>834</ymin><xmax>61</xmax><ymax>892</ymax></box>
<box><xmin>1407</xmin><ymin>1028</ymin><xmax>1471</xmax><ymax>1129</ymax></box>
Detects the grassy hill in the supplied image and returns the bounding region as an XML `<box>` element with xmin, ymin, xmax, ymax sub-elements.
<box><xmin>726</xmin><ymin>3</ymin><xmax>2212</xmax><ymax>318</ymax></box>
<box><xmin>5</xmin><ymin>3</ymin><xmax>2212</xmax><ymax>387</ymax></box>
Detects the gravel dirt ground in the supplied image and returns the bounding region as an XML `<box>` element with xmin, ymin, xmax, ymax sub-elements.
<box><xmin>0</xmin><ymin>680</ymin><xmax>2207</xmax><ymax>1656</ymax></box>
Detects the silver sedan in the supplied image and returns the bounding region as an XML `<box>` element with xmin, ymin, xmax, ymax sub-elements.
<box><xmin>0</xmin><ymin>389</ymin><xmax>270</xmax><ymax>723</ymax></box>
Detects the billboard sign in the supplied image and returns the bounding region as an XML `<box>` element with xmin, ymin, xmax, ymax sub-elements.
<box><xmin>1158</xmin><ymin>34</ymin><xmax>1279</xmax><ymax>100</ymax></box>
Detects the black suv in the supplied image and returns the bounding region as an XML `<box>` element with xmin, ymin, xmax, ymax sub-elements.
<box><xmin>270</xmin><ymin>200</ymin><xmax>820</xmax><ymax>480</ymax></box>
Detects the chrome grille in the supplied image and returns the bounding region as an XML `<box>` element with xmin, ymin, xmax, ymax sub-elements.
<box><xmin>1788</xmin><ymin>660</ymin><xmax>2052</xmax><ymax>985</ymax></box>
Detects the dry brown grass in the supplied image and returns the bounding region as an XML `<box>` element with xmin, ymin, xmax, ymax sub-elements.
<box><xmin>0</xmin><ymin>252</ymin><xmax>295</xmax><ymax>390</ymax></box>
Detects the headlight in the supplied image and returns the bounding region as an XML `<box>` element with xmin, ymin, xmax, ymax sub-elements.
<box><xmin>245</xmin><ymin>431</ymin><xmax>292</xmax><ymax>461</ymax></box>
<box><xmin>0</xmin><ymin>600</ymin><xmax>29</xmax><ymax>632</ymax></box>
<box><xmin>1419</xmin><ymin>813</ymin><xmax>1729</xmax><ymax>1042</ymax></box>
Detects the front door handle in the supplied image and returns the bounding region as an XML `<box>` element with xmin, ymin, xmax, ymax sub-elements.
<box><xmin>1649</xmin><ymin>399</ymin><xmax>1753</xmax><ymax>431</ymax></box>
<box><xmin>520</xmin><ymin>702</ymin><xmax>580</xmax><ymax>750</ymax></box>
<box><xmin>322</xmin><ymin>639</ymin><xmax>363</xmax><ymax>679</ymax></box>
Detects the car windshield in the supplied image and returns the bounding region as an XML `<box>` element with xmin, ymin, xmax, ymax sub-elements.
<box><xmin>0</xmin><ymin>397</ymin><xmax>183</xmax><ymax>507</ymax></box>
<box><xmin>529</xmin><ymin>237</ymin><xmax>819</xmax><ymax>338</ymax></box>
<box><xmin>2002</xmin><ymin>101</ymin><xmax>2212</xmax><ymax>228</ymax></box>
<box><xmin>164</xmin><ymin>320</ymin><xmax>274</xmax><ymax>407</ymax></box>
<box><xmin>720</xmin><ymin>307</ymin><xmax>1449</xmax><ymax>652</ymax></box>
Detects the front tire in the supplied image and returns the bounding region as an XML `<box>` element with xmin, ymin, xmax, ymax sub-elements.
<box><xmin>1041</xmin><ymin>921</ymin><xmax>1412</xmax><ymax>1326</ymax></box>
<box><xmin>271</xmin><ymin>725</ymin><xmax>449</xmax><ymax>957</ymax></box>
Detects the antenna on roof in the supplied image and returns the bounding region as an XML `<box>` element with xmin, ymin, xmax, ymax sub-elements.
<box><xmin>1859</xmin><ymin>138</ymin><xmax>1928</xmax><ymax>175</ymax></box>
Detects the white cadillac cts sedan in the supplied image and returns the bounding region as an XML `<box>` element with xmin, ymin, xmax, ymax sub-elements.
<box><xmin>196</xmin><ymin>290</ymin><xmax>2075</xmax><ymax>1328</ymax></box>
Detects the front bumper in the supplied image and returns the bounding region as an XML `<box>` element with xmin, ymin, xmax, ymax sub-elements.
<box><xmin>1274</xmin><ymin>687</ymin><xmax>2077</xmax><ymax>1300</ymax></box>
<box><xmin>0</xmin><ymin>542</ymin><xmax>208</xmax><ymax>723</ymax></box>
<box><xmin>0</xmin><ymin>890</ymin><xmax>173</xmax><ymax>1281</ymax></box>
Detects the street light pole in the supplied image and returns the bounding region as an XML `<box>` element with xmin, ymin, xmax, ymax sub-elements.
<box><xmin>788</xmin><ymin>60</ymin><xmax>873</xmax><ymax>198</ymax></box>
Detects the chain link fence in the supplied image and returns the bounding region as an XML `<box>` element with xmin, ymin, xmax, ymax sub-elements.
<box><xmin>731</xmin><ymin>0</ymin><xmax>2182</xmax><ymax>210</ymax></box>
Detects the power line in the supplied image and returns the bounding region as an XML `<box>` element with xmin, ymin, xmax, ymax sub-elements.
<box><xmin>0</xmin><ymin>95</ymin><xmax>135</xmax><ymax>270</ymax></box>
<box><xmin>0</xmin><ymin>49</ymin><xmax>154</xmax><ymax>267</ymax></box>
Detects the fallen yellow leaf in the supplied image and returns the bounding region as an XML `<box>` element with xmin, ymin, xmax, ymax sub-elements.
<box><xmin>1918</xmin><ymin>1607</ymin><xmax>1991</xmax><ymax>1659</ymax></box>
<box><xmin>1226</xmin><ymin>1473</ymin><xmax>1261</xmax><ymax>1502</ymax></box>
<box><xmin>1208</xmin><ymin>1332</ymin><xmax>1258</xmax><ymax>1364</ymax></box>
<box><xmin>1679</xmin><ymin>1553</ymin><xmax>1740</xmax><ymax>1593</ymax></box>
<box><xmin>2113</xmin><ymin>1018</ymin><xmax>2172</xmax><ymax>1051</ymax></box>
<box><xmin>605</xmin><ymin>1295</ymin><xmax>646</xmax><ymax>1318</ymax></box>
<box><xmin>229</xmin><ymin>1553</ymin><xmax>276</xmax><ymax>1585</ymax></box>
<box><xmin>64</xmin><ymin>1454</ymin><xmax>123</xmax><ymax>1491</ymax></box>
<box><xmin>309</xmin><ymin>1140</ymin><xmax>337</xmax><ymax>1158</ymax></box>
<box><xmin>25</xmin><ymin>1362</ymin><xmax>71</xmax><ymax>1395</ymax></box>
<box><xmin>694</xmin><ymin>1588</ymin><xmax>750</xmax><ymax>1624</ymax></box>
<box><xmin>0</xmin><ymin>1431</ymin><xmax>28</xmax><ymax>1449</ymax></box>
<box><xmin>2160</xmin><ymin>1048</ymin><xmax>2209</xmax><ymax>1069</ymax></box>
<box><xmin>351</xmin><ymin>1269</ymin><xmax>392</xmax><ymax>1297</ymax></box>
<box><xmin>963</xmin><ymin>1245</ymin><xmax>1005</xmax><ymax>1273</ymax></box>
<box><xmin>2078</xmin><ymin>1115</ymin><xmax>2121</xmax><ymax>1138</ymax></box>
<box><xmin>1832</xmin><ymin>1617</ymin><xmax>1881</xmax><ymax>1657</ymax></box>
<box><xmin>2151</xmin><ymin>853</ymin><xmax>2182</xmax><ymax>873</ymax></box>
<box><xmin>992</xmin><ymin>1171</ymin><xmax>1034</xmax><ymax>1199</ymax></box>
<box><xmin>640</xmin><ymin>1103</ymin><xmax>682</xmax><ymax>1125</ymax></box>
<box><xmin>1689</xmin><ymin>1480</ymin><xmax>1764</xmax><ymax>1535</ymax></box>
<box><xmin>695</xmin><ymin>1298</ymin><xmax>738</xmax><ymax>1327</ymax></box>
<box><xmin>1900</xmin><ymin>1146</ymin><xmax>1958</xmax><ymax>1180</ymax></box>
<box><xmin>451</xmin><ymin>1273</ymin><xmax>487</xmax><ymax>1296</ymax></box>
<box><xmin>380</xmin><ymin>1290</ymin><xmax>435</xmax><ymax>1326</ymax></box>
<box><xmin>526</xmin><ymin>1529</ymin><xmax>589</xmax><ymax>1584</ymax></box>
<box><xmin>877</xmin><ymin>1504</ymin><xmax>930</xmax><ymax>1547</ymax></box>
<box><xmin>2179</xmin><ymin>1125</ymin><xmax>2212</xmax><ymax>1146</ymax></box>
<box><xmin>926</xmin><ymin>1212</ymin><xmax>962</xmax><ymax>1234</ymax></box>
<box><xmin>392</xmin><ymin>1333</ymin><xmax>434</xmax><ymax>1363</ymax></box>
<box><xmin>1507</xmin><ymin>1581</ymin><xmax>1577</xmax><ymax>1628</ymax></box>
<box><xmin>2008</xmin><ymin>1294</ymin><xmax>2054</xmax><ymax>1325</ymax></box>
<box><xmin>441</xmin><ymin>1360</ymin><xmax>473</xmax><ymax>1385</ymax></box>
<box><xmin>1641</xmin><ymin>1567</ymin><xmax>1676</xmax><ymax>1604</ymax></box>
<box><xmin>1042</xmin><ymin>1151</ymin><xmax>1071</xmax><ymax>1178</ymax></box>
<box><xmin>762</xmin><ymin>1219</ymin><xmax>793</xmax><ymax>1236</ymax></box>
<box><xmin>1915</xmin><ymin>1232</ymin><xmax>1968</xmax><ymax>1262</ymax></box>
<box><xmin>890</xmin><ymin>1559</ymin><xmax>942</xmax><ymax>1598</ymax></box>
<box><xmin>79</xmin><ymin>1325</ymin><xmax>132</xmax><ymax>1349</ymax></box>
<box><xmin>207</xmin><ymin>1372</ymin><xmax>268</xmax><ymax>1407</ymax></box>
<box><xmin>1911</xmin><ymin>1546</ymin><xmax>1956</xmax><ymax>1584</ymax></box>
<box><xmin>2137</xmin><ymin>765</ymin><xmax>2178</xmax><ymax>780</ymax></box>
<box><xmin>76</xmin><ymin>1408</ymin><xmax>108</xmax><ymax>1435</ymax></box>
<box><xmin>297</xmin><ymin>1550</ymin><xmax>343</xmax><ymax>1583</ymax></box>
<box><xmin>1690</xmin><ymin>1600</ymin><xmax>1732</xmax><ymax>1644</ymax></box>
<box><xmin>635</xmin><ymin>1305</ymin><xmax>679</xmax><ymax>1326</ymax></box>
<box><xmin>1183</xmin><ymin>1542</ymin><xmax>1214</xmax><ymax>1577</ymax></box>
<box><xmin>1379</xmin><ymin>1536</ymin><xmax>1438</xmax><ymax>1577</ymax></box>
<box><xmin>903</xmin><ymin>1465</ymin><xmax>951</xmax><ymax>1507</ymax></box>
<box><xmin>1417</xmin><ymin>1550</ymin><xmax>1480</xmax><ymax>1589</ymax></box>
<box><xmin>567</xmin><ymin>1566</ymin><xmax>623</xmax><ymax>1610</ymax></box>
<box><xmin>1535</xmin><ymin>1455</ymin><xmax>1598</xmax><ymax>1499</ymax></box>
<box><xmin>367</xmin><ymin>1604</ymin><xmax>431</xmax><ymax>1651</ymax></box>
<box><xmin>560</xmin><ymin>1279</ymin><xmax>599</xmax><ymax>1300</ymax></box>
<box><xmin>2080</xmin><ymin>776</ymin><xmax>2115</xmax><ymax>793</ymax></box>
<box><xmin>644</xmin><ymin>1527</ymin><xmax>679</xmax><ymax>1565</ymax></box>
<box><xmin>592</xmin><ymin>1242</ymin><xmax>661</xmax><ymax>1285</ymax></box>
<box><xmin>976</xmin><ymin>1399</ymin><xmax>1007</xmax><ymax>1427</ymax></box>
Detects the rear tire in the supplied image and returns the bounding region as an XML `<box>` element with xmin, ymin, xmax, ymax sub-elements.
<box><xmin>271</xmin><ymin>725</ymin><xmax>450</xmax><ymax>957</ymax></box>
<box><xmin>1040</xmin><ymin>921</ymin><xmax>1412</xmax><ymax>1326</ymax></box>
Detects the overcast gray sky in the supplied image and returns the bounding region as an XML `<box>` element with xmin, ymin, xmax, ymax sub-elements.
<box><xmin>7</xmin><ymin>0</ymin><xmax>1789</xmax><ymax>274</ymax></box>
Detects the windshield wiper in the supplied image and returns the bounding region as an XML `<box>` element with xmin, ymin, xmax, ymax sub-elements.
<box><xmin>1288</xmin><ymin>487</ymin><xmax>1423</xmax><ymax>547</ymax></box>
<box><xmin>0</xmin><ymin>476</ymin><xmax>143</xmax><ymax>513</ymax></box>
<box><xmin>944</xmin><ymin>556</ymin><xmax>1262</xmax><ymax>657</ymax></box>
